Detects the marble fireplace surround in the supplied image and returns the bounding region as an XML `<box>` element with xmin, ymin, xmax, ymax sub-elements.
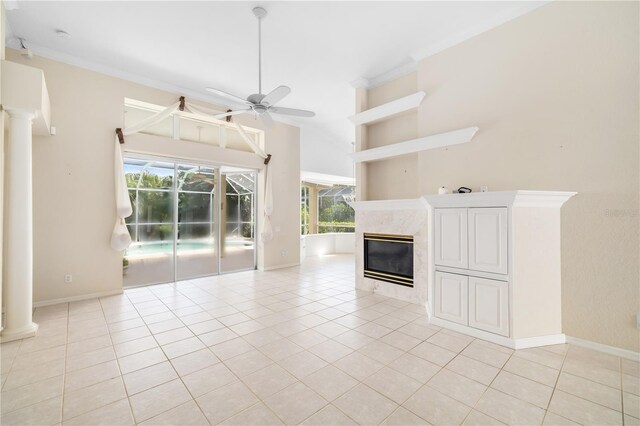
<box><xmin>350</xmin><ymin>199</ymin><xmax>429</xmax><ymax>308</ymax></box>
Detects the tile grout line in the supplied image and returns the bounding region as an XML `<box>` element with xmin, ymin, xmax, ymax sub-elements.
<box><xmin>540</xmin><ymin>342</ymin><xmax>570</xmax><ymax>425</ymax></box>
<box><xmin>59</xmin><ymin>302</ymin><xmax>70</xmax><ymax>424</ymax></box>
<box><xmin>122</xmin><ymin>287</ymin><xmax>169</xmax><ymax>425</ymax></box>
<box><xmin>620</xmin><ymin>357</ymin><xmax>626</xmax><ymax>426</ymax></box>
<box><xmin>458</xmin><ymin>336</ymin><xmax>508</xmax><ymax>425</ymax></box>
<box><xmin>8</xmin><ymin>257</ymin><xmax>630</xmax><ymax>426</ymax></box>
<box><xmin>552</xmin><ymin>348</ymin><xmax>628</xmax><ymax>418</ymax></box>
<box><xmin>102</xmin><ymin>293</ymin><xmax>138</xmax><ymax>426</ymax></box>
<box><xmin>126</xmin><ymin>285</ymin><xmax>210</xmax><ymax>426</ymax></box>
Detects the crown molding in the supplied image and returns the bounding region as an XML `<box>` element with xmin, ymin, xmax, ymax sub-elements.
<box><xmin>350</xmin><ymin>77</ymin><xmax>369</xmax><ymax>89</ymax></box>
<box><xmin>351</xmin><ymin>1</ymin><xmax>549</xmax><ymax>90</ymax></box>
<box><xmin>410</xmin><ymin>1</ymin><xmax>549</xmax><ymax>62</ymax></box>
<box><xmin>9</xmin><ymin>43</ymin><xmax>227</xmax><ymax>106</ymax></box>
<box><xmin>4</xmin><ymin>43</ymin><xmax>304</xmax><ymax>129</ymax></box>
<box><xmin>366</xmin><ymin>59</ymin><xmax>418</xmax><ymax>89</ymax></box>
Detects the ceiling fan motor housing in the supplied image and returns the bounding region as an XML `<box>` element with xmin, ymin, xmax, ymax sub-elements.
<box><xmin>252</xmin><ymin>104</ymin><xmax>269</xmax><ymax>115</ymax></box>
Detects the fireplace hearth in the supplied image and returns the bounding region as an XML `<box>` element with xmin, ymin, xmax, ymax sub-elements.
<box><xmin>363</xmin><ymin>233</ymin><xmax>414</xmax><ymax>287</ymax></box>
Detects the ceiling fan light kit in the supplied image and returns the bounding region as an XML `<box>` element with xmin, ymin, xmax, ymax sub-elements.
<box><xmin>205</xmin><ymin>6</ymin><xmax>315</xmax><ymax>128</ymax></box>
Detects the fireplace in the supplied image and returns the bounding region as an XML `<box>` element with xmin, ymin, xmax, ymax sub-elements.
<box><xmin>363</xmin><ymin>233</ymin><xmax>414</xmax><ymax>287</ymax></box>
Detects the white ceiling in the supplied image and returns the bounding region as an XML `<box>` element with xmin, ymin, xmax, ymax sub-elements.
<box><xmin>4</xmin><ymin>1</ymin><xmax>545</xmax><ymax>150</ymax></box>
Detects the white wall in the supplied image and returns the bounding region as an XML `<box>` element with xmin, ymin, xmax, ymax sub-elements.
<box><xmin>360</xmin><ymin>2</ymin><xmax>639</xmax><ymax>352</ymax></box>
<box><xmin>0</xmin><ymin>3</ymin><xmax>5</xmax><ymax>326</ymax></box>
<box><xmin>300</xmin><ymin>126</ymin><xmax>354</xmax><ymax>178</ymax></box>
<box><xmin>5</xmin><ymin>49</ymin><xmax>301</xmax><ymax>304</ymax></box>
<box><xmin>301</xmin><ymin>233</ymin><xmax>355</xmax><ymax>260</ymax></box>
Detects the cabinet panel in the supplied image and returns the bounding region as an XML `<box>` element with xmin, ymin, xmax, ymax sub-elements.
<box><xmin>468</xmin><ymin>207</ymin><xmax>508</xmax><ymax>274</ymax></box>
<box><xmin>469</xmin><ymin>276</ymin><xmax>509</xmax><ymax>336</ymax></box>
<box><xmin>435</xmin><ymin>208</ymin><xmax>468</xmax><ymax>269</ymax></box>
<box><xmin>435</xmin><ymin>272</ymin><xmax>468</xmax><ymax>325</ymax></box>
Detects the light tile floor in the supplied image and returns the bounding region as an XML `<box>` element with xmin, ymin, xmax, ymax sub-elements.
<box><xmin>1</xmin><ymin>255</ymin><xmax>638</xmax><ymax>425</ymax></box>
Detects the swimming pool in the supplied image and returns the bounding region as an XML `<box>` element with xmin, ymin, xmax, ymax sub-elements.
<box><xmin>126</xmin><ymin>239</ymin><xmax>253</xmax><ymax>257</ymax></box>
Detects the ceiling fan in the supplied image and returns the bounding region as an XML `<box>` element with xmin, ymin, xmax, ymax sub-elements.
<box><xmin>206</xmin><ymin>6</ymin><xmax>315</xmax><ymax>128</ymax></box>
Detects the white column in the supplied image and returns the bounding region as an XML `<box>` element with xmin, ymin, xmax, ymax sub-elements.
<box><xmin>1</xmin><ymin>109</ymin><xmax>38</xmax><ymax>342</ymax></box>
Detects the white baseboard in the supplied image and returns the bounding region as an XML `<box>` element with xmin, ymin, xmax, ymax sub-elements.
<box><xmin>513</xmin><ymin>334</ymin><xmax>566</xmax><ymax>349</ymax></box>
<box><xmin>33</xmin><ymin>289</ymin><xmax>124</xmax><ymax>308</ymax></box>
<box><xmin>429</xmin><ymin>317</ymin><xmax>515</xmax><ymax>348</ymax></box>
<box><xmin>429</xmin><ymin>317</ymin><xmax>568</xmax><ymax>350</ymax></box>
<box><xmin>426</xmin><ymin>318</ymin><xmax>639</xmax><ymax>360</ymax></box>
<box><xmin>258</xmin><ymin>262</ymin><xmax>300</xmax><ymax>272</ymax></box>
<box><xmin>566</xmin><ymin>335</ymin><xmax>640</xmax><ymax>362</ymax></box>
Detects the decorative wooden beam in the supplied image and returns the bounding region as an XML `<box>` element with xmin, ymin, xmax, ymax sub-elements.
<box><xmin>264</xmin><ymin>154</ymin><xmax>272</xmax><ymax>165</ymax></box>
<box><xmin>178</xmin><ymin>96</ymin><xmax>185</xmax><ymax>111</ymax></box>
<box><xmin>115</xmin><ymin>128</ymin><xmax>125</xmax><ymax>144</ymax></box>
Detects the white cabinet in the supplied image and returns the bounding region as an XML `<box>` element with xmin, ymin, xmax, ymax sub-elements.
<box><xmin>468</xmin><ymin>208</ymin><xmax>508</xmax><ymax>274</ymax></box>
<box><xmin>424</xmin><ymin>191</ymin><xmax>576</xmax><ymax>347</ymax></box>
<box><xmin>433</xmin><ymin>206</ymin><xmax>509</xmax><ymax>337</ymax></box>
<box><xmin>435</xmin><ymin>207</ymin><xmax>507</xmax><ymax>274</ymax></box>
<box><xmin>435</xmin><ymin>208</ymin><xmax>468</xmax><ymax>269</ymax></box>
<box><xmin>434</xmin><ymin>272</ymin><xmax>468</xmax><ymax>325</ymax></box>
<box><xmin>469</xmin><ymin>276</ymin><xmax>509</xmax><ymax>336</ymax></box>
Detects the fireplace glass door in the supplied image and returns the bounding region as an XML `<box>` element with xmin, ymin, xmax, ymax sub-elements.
<box><xmin>363</xmin><ymin>233</ymin><xmax>414</xmax><ymax>287</ymax></box>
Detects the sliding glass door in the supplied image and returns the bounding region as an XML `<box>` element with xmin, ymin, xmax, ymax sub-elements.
<box><xmin>176</xmin><ymin>164</ymin><xmax>218</xmax><ymax>280</ymax></box>
<box><xmin>123</xmin><ymin>159</ymin><xmax>176</xmax><ymax>286</ymax></box>
<box><xmin>221</xmin><ymin>169</ymin><xmax>256</xmax><ymax>273</ymax></box>
<box><xmin>123</xmin><ymin>157</ymin><xmax>256</xmax><ymax>287</ymax></box>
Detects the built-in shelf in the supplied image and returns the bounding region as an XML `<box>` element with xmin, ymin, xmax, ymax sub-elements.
<box><xmin>349</xmin><ymin>91</ymin><xmax>426</xmax><ymax>126</ymax></box>
<box><xmin>351</xmin><ymin>126</ymin><xmax>479</xmax><ymax>163</ymax></box>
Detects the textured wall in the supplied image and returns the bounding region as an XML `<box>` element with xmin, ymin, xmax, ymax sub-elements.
<box><xmin>364</xmin><ymin>2</ymin><xmax>639</xmax><ymax>351</ymax></box>
<box><xmin>6</xmin><ymin>50</ymin><xmax>301</xmax><ymax>303</ymax></box>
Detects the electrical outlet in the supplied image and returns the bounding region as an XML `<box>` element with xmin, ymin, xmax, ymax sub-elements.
<box><xmin>64</xmin><ymin>274</ymin><xmax>73</xmax><ymax>284</ymax></box>
<box><xmin>281</xmin><ymin>250</ymin><xmax>287</xmax><ymax>257</ymax></box>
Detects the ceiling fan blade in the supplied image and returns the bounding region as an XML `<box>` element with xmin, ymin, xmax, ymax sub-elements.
<box><xmin>260</xmin><ymin>112</ymin><xmax>274</xmax><ymax>128</ymax></box>
<box><xmin>262</xmin><ymin>86</ymin><xmax>291</xmax><ymax>106</ymax></box>
<box><xmin>210</xmin><ymin>109</ymin><xmax>251</xmax><ymax>120</ymax></box>
<box><xmin>269</xmin><ymin>106</ymin><xmax>315</xmax><ymax>117</ymax></box>
<box><xmin>205</xmin><ymin>87</ymin><xmax>249</xmax><ymax>106</ymax></box>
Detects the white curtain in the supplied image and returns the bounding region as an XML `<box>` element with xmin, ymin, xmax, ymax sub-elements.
<box><xmin>110</xmin><ymin>137</ymin><xmax>133</xmax><ymax>251</ymax></box>
<box><xmin>110</xmin><ymin>102</ymin><xmax>180</xmax><ymax>251</ymax></box>
<box><xmin>235</xmin><ymin>122</ymin><xmax>274</xmax><ymax>242</ymax></box>
<box><xmin>111</xmin><ymin>100</ymin><xmax>275</xmax><ymax>250</ymax></box>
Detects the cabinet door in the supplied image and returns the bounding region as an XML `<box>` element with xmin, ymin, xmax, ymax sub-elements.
<box><xmin>468</xmin><ymin>276</ymin><xmax>509</xmax><ymax>336</ymax></box>
<box><xmin>434</xmin><ymin>272</ymin><xmax>468</xmax><ymax>325</ymax></box>
<box><xmin>468</xmin><ymin>207</ymin><xmax>508</xmax><ymax>274</ymax></box>
<box><xmin>435</xmin><ymin>208</ymin><xmax>468</xmax><ymax>269</ymax></box>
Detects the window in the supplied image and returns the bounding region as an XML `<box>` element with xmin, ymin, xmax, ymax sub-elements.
<box><xmin>124</xmin><ymin>98</ymin><xmax>262</xmax><ymax>152</ymax></box>
<box><xmin>300</xmin><ymin>182</ymin><xmax>355</xmax><ymax>234</ymax></box>
<box><xmin>318</xmin><ymin>185</ymin><xmax>355</xmax><ymax>233</ymax></box>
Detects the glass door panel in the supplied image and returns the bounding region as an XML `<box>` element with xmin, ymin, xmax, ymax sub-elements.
<box><xmin>176</xmin><ymin>164</ymin><xmax>219</xmax><ymax>280</ymax></box>
<box><xmin>221</xmin><ymin>170</ymin><xmax>256</xmax><ymax>273</ymax></box>
<box><xmin>124</xmin><ymin>159</ymin><xmax>176</xmax><ymax>287</ymax></box>
<box><xmin>123</xmin><ymin>157</ymin><xmax>257</xmax><ymax>286</ymax></box>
